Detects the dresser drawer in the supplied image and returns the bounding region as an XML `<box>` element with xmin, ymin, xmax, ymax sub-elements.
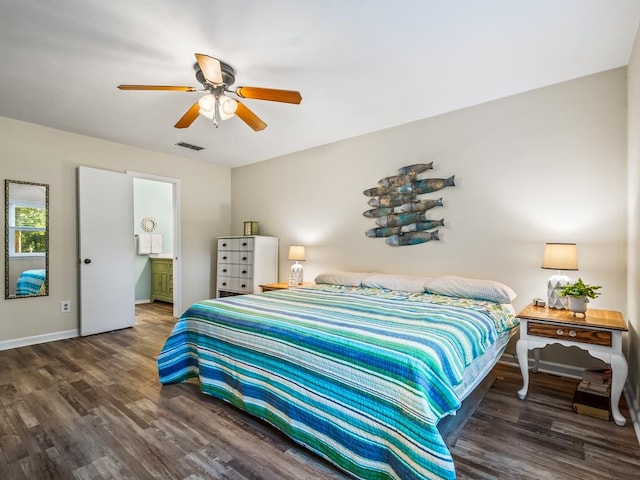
<box><xmin>218</xmin><ymin>237</ymin><xmax>254</xmax><ymax>252</ymax></box>
<box><xmin>527</xmin><ymin>321</ymin><xmax>612</xmax><ymax>347</ymax></box>
<box><xmin>217</xmin><ymin>276</ymin><xmax>253</xmax><ymax>294</ymax></box>
<box><xmin>217</xmin><ymin>251</ymin><xmax>254</xmax><ymax>265</ymax></box>
<box><xmin>217</xmin><ymin>263</ymin><xmax>253</xmax><ymax>278</ymax></box>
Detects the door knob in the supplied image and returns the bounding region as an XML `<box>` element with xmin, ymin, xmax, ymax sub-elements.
<box><xmin>83</xmin><ymin>258</ymin><xmax>92</xmax><ymax>264</ymax></box>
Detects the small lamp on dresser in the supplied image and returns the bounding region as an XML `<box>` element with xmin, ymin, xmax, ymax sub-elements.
<box><xmin>541</xmin><ymin>242</ymin><xmax>578</xmax><ymax>309</ymax></box>
<box><xmin>288</xmin><ymin>245</ymin><xmax>306</xmax><ymax>285</ymax></box>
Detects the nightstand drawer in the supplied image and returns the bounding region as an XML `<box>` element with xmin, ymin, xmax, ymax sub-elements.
<box><xmin>527</xmin><ymin>322</ymin><xmax>612</xmax><ymax>347</ymax></box>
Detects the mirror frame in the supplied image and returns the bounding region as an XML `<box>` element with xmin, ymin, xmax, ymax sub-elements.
<box><xmin>5</xmin><ymin>179</ymin><xmax>49</xmax><ymax>299</ymax></box>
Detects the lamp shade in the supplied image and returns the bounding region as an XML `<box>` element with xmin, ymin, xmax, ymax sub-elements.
<box><xmin>541</xmin><ymin>243</ymin><xmax>578</xmax><ymax>270</ymax></box>
<box><xmin>218</xmin><ymin>95</ymin><xmax>238</xmax><ymax>120</ymax></box>
<box><xmin>288</xmin><ymin>245</ymin><xmax>306</xmax><ymax>262</ymax></box>
<box><xmin>197</xmin><ymin>94</ymin><xmax>216</xmax><ymax>119</ymax></box>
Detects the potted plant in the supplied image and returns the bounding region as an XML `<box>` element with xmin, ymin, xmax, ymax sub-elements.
<box><xmin>558</xmin><ymin>277</ymin><xmax>602</xmax><ymax>315</ymax></box>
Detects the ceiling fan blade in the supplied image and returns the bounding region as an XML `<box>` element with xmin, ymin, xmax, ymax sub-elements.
<box><xmin>174</xmin><ymin>102</ymin><xmax>201</xmax><ymax>129</ymax></box>
<box><xmin>118</xmin><ymin>85</ymin><xmax>197</xmax><ymax>92</ymax></box>
<box><xmin>195</xmin><ymin>53</ymin><xmax>223</xmax><ymax>85</ymax></box>
<box><xmin>235</xmin><ymin>102</ymin><xmax>267</xmax><ymax>131</ymax></box>
<box><xmin>235</xmin><ymin>86</ymin><xmax>302</xmax><ymax>104</ymax></box>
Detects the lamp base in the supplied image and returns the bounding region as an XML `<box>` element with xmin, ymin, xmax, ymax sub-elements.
<box><xmin>547</xmin><ymin>273</ymin><xmax>570</xmax><ymax>309</ymax></box>
<box><xmin>290</xmin><ymin>262</ymin><xmax>304</xmax><ymax>286</ymax></box>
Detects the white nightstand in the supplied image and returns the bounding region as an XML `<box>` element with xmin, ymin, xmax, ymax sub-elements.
<box><xmin>515</xmin><ymin>303</ymin><xmax>628</xmax><ymax>426</ymax></box>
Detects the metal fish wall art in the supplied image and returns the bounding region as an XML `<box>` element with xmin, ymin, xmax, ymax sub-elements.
<box><xmin>377</xmin><ymin>173</ymin><xmax>416</xmax><ymax>188</ymax></box>
<box><xmin>375</xmin><ymin>211</ymin><xmax>430</xmax><ymax>228</ymax></box>
<box><xmin>363</xmin><ymin>162</ymin><xmax>454</xmax><ymax>246</ymax></box>
<box><xmin>362</xmin><ymin>198</ymin><xmax>443</xmax><ymax>218</ymax></box>
<box><xmin>395</xmin><ymin>198</ymin><xmax>443</xmax><ymax>213</ymax></box>
<box><xmin>367</xmin><ymin>193</ymin><xmax>415</xmax><ymax>208</ymax></box>
<box><xmin>365</xmin><ymin>226</ymin><xmax>401</xmax><ymax>238</ymax></box>
<box><xmin>362</xmin><ymin>207</ymin><xmax>396</xmax><ymax>218</ymax></box>
<box><xmin>386</xmin><ymin>230</ymin><xmax>440</xmax><ymax>246</ymax></box>
<box><xmin>400</xmin><ymin>219</ymin><xmax>445</xmax><ymax>232</ymax></box>
<box><xmin>397</xmin><ymin>162</ymin><xmax>434</xmax><ymax>175</ymax></box>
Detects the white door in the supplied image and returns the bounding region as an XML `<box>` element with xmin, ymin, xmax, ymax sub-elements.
<box><xmin>78</xmin><ymin>166</ymin><xmax>135</xmax><ymax>336</ymax></box>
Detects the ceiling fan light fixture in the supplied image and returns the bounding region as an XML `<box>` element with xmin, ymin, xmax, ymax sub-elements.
<box><xmin>219</xmin><ymin>95</ymin><xmax>238</xmax><ymax>120</ymax></box>
<box><xmin>197</xmin><ymin>94</ymin><xmax>216</xmax><ymax>119</ymax></box>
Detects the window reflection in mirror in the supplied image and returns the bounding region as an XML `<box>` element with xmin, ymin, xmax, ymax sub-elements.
<box><xmin>5</xmin><ymin>180</ymin><xmax>49</xmax><ymax>299</ymax></box>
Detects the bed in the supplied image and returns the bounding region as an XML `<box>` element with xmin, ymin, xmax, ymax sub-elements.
<box><xmin>157</xmin><ymin>273</ymin><xmax>519</xmax><ymax>480</ymax></box>
<box><xmin>16</xmin><ymin>268</ymin><xmax>46</xmax><ymax>296</ymax></box>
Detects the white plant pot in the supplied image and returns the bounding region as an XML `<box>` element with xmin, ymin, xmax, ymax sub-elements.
<box><xmin>568</xmin><ymin>296</ymin><xmax>589</xmax><ymax>315</ymax></box>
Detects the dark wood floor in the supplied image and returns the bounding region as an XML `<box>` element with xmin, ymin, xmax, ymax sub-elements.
<box><xmin>0</xmin><ymin>302</ymin><xmax>638</xmax><ymax>479</ymax></box>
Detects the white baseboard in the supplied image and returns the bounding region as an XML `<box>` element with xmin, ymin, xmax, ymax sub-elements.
<box><xmin>135</xmin><ymin>299</ymin><xmax>151</xmax><ymax>305</ymax></box>
<box><xmin>0</xmin><ymin>329</ymin><xmax>79</xmax><ymax>351</ymax></box>
<box><xmin>499</xmin><ymin>353</ymin><xmax>640</xmax><ymax>447</ymax></box>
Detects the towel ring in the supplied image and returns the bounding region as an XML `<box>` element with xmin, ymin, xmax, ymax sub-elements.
<box><xmin>141</xmin><ymin>217</ymin><xmax>158</xmax><ymax>233</ymax></box>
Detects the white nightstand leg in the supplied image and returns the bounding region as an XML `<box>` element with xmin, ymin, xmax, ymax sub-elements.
<box><xmin>610</xmin><ymin>353</ymin><xmax>628</xmax><ymax>426</ymax></box>
<box><xmin>531</xmin><ymin>348</ymin><xmax>540</xmax><ymax>373</ymax></box>
<box><xmin>516</xmin><ymin>339</ymin><xmax>529</xmax><ymax>400</ymax></box>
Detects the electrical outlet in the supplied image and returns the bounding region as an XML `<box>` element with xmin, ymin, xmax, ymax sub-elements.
<box><xmin>60</xmin><ymin>300</ymin><xmax>71</xmax><ymax>313</ymax></box>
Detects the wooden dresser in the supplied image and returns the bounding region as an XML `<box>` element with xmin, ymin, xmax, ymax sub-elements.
<box><xmin>150</xmin><ymin>257</ymin><xmax>173</xmax><ymax>303</ymax></box>
<box><xmin>216</xmin><ymin>236</ymin><xmax>278</xmax><ymax>297</ymax></box>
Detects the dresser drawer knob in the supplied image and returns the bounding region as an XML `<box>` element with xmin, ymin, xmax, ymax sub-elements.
<box><xmin>569</xmin><ymin>330</ymin><xmax>577</xmax><ymax>337</ymax></box>
<box><xmin>222</xmin><ymin>256</ymin><xmax>227</xmax><ymax>260</ymax></box>
<box><xmin>222</xmin><ymin>243</ymin><xmax>227</xmax><ymax>247</ymax></box>
<box><xmin>241</xmin><ymin>284</ymin><xmax>247</xmax><ymax>288</ymax></box>
<box><xmin>222</xmin><ymin>269</ymin><xmax>227</xmax><ymax>273</ymax></box>
<box><xmin>242</xmin><ymin>256</ymin><xmax>248</xmax><ymax>261</ymax></box>
<box><xmin>556</xmin><ymin>329</ymin><xmax>564</xmax><ymax>336</ymax></box>
<box><xmin>242</xmin><ymin>242</ymin><xmax>248</xmax><ymax>247</ymax></box>
<box><xmin>242</xmin><ymin>270</ymin><xmax>247</xmax><ymax>274</ymax></box>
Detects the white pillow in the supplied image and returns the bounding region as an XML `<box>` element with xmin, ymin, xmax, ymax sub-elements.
<box><xmin>314</xmin><ymin>271</ymin><xmax>374</xmax><ymax>287</ymax></box>
<box><xmin>425</xmin><ymin>275</ymin><xmax>517</xmax><ymax>304</ymax></box>
<box><xmin>362</xmin><ymin>274</ymin><xmax>433</xmax><ymax>293</ymax></box>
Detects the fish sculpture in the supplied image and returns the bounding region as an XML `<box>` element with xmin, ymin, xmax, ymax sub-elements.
<box><xmin>363</xmin><ymin>198</ymin><xmax>444</xmax><ymax>217</ymax></box>
<box><xmin>362</xmin><ymin>207</ymin><xmax>395</xmax><ymax>218</ymax></box>
<box><xmin>386</xmin><ymin>230</ymin><xmax>440</xmax><ymax>246</ymax></box>
<box><xmin>376</xmin><ymin>211</ymin><xmax>429</xmax><ymax>227</ymax></box>
<box><xmin>362</xmin><ymin>185</ymin><xmax>395</xmax><ymax>197</ymax></box>
<box><xmin>400</xmin><ymin>219</ymin><xmax>445</xmax><ymax>232</ymax></box>
<box><xmin>397</xmin><ymin>162</ymin><xmax>434</xmax><ymax>176</ymax></box>
<box><xmin>365</xmin><ymin>226</ymin><xmax>401</xmax><ymax>238</ymax></box>
<box><xmin>395</xmin><ymin>198</ymin><xmax>443</xmax><ymax>213</ymax></box>
<box><xmin>377</xmin><ymin>173</ymin><xmax>416</xmax><ymax>188</ymax></box>
<box><xmin>364</xmin><ymin>163</ymin><xmax>454</xmax><ymax>247</ymax></box>
<box><xmin>368</xmin><ymin>193</ymin><xmax>414</xmax><ymax>208</ymax></box>
<box><xmin>412</xmin><ymin>175</ymin><xmax>455</xmax><ymax>195</ymax></box>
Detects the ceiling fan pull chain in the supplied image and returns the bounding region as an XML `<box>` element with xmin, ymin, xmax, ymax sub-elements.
<box><xmin>213</xmin><ymin>94</ymin><xmax>220</xmax><ymax>128</ymax></box>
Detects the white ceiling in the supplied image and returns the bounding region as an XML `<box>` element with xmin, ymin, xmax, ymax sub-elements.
<box><xmin>1</xmin><ymin>1</ymin><xmax>639</xmax><ymax>168</ymax></box>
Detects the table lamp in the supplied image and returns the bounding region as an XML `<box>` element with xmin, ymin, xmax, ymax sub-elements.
<box><xmin>288</xmin><ymin>245</ymin><xmax>306</xmax><ymax>285</ymax></box>
<box><xmin>541</xmin><ymin>242</ymin><xmax>578</xmax><ymax>309</ymax></box>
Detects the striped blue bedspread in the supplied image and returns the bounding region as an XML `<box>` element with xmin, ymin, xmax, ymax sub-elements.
<box><xmin>157</xmin><ymin>285</ymin><xmax>518</xmax><ymax>480</ymax></box>
<box><xmin>16</xmin><ymin>268</ymin><xmax>46</xmax><ymax>296</ymax></box>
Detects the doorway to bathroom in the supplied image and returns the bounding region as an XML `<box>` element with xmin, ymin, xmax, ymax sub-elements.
<box><xmin>131</xmin><ymin>171</ymin><xmax>181</xmax><ymax>318</ymax></box>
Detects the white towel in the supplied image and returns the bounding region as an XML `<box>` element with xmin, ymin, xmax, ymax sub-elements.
<box><xmin>151</xmin><ymin>234</ymin><xmax>163</xmax><ymax>254</ymax></box>
<box><xmin>138</xmin><ymin>234</ymin><xmax>151</xmax><ymax>255</ymax></box>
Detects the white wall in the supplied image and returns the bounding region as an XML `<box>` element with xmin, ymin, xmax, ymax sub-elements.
<box><xmin>0</xmin><ymin>117</ymin><xmax>231</xmax><ymax>345</ymax></box>
<box><xmin>627</xmin><ymin>26</ymin><xmax>640</xmax><ymax>401</ymax></box>
<box><xmin>232</xmin><ymin>68</ymin><xmax>628</xmax><ymax>369</ymax></box>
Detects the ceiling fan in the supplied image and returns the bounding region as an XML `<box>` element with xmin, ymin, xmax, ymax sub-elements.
<box><xmin>118</xmin><ymin>53</ymin><xmax>302</xmax><ymax>132</ymax></box>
